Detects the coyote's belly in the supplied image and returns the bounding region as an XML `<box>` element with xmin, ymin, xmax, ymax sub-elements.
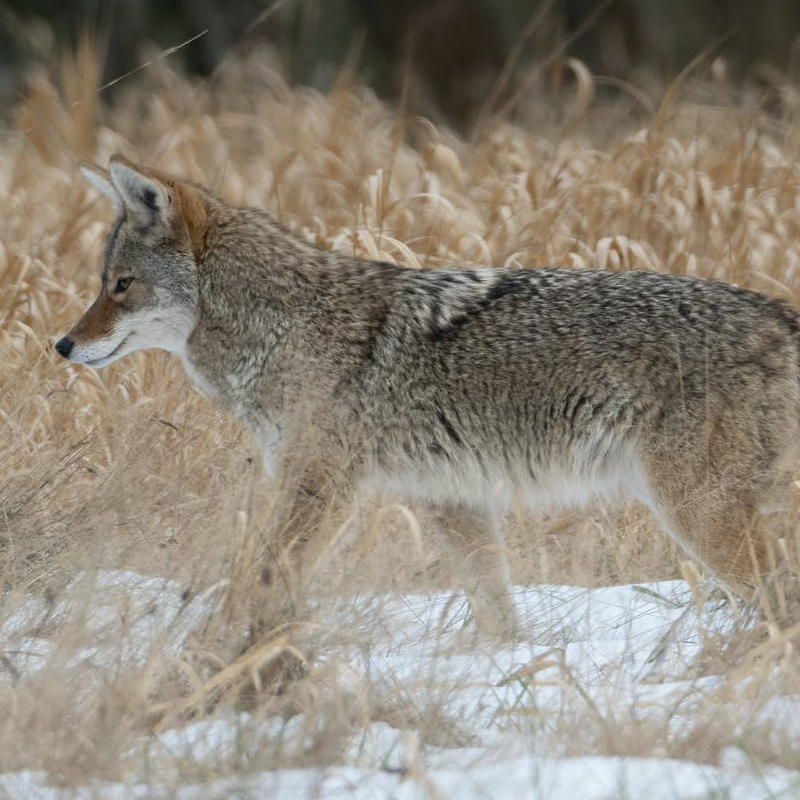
<box><xmin>365</xmin><ymin>437</ymin><xmax>654</xmax><ymax>514</ymax></box>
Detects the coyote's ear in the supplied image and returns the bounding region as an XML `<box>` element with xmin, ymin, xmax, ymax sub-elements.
<box><xmin>109</xmin><ymin>155</ymin><xmax>172</xmax><ymax>234</ymax></box>
<box><xmin>79</xmin><ymin>162</ymin><xmax>122</xmax><ymax>211</ymax></box>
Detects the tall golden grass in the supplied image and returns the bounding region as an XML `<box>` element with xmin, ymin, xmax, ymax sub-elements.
<box><xmin>3</xmin><ymin>39</ymin><xmax>800</xmax><ymax>784</ymax></box>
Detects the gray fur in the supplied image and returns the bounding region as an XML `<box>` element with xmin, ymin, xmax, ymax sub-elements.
<box><xmin>59</xmin><ymin>158</ymin><xmax>800</xmax><ymax>635</ymax></box>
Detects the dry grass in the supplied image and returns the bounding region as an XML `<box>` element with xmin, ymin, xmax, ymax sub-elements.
<box><xmin>3</xmin><ymin>41</ymin><xmax>800</xmax><ymax>789</ymax></box>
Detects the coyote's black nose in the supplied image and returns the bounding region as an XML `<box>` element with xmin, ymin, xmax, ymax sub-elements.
<box><xmin>55</xmin><ymin>336</ymin><xmax>74</xmax><ymax>358</ymax></box>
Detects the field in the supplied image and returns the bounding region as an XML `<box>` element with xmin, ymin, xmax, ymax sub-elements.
<box><xmin>3</xmin><ymin>40</ymin><xmax>800</xmax><ymax>797</ymax></box>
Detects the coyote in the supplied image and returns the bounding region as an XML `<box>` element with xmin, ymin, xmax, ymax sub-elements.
<box><xmin>56</xmin><ymin>156</ymin><xmax>800</xmax><ymax>634</ymax></box>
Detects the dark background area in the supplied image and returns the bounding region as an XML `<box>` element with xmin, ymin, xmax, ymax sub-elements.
<box><xmin>2</xmin><ymin>0</ymin><xmax>800</xmax><ymax>128</ymax></box>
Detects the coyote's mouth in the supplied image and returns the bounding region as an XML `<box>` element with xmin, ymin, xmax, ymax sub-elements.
<box><xmin>84</xmin><ymin>332</ymin><xmax>134</xmax><ymax>366</ymax></box>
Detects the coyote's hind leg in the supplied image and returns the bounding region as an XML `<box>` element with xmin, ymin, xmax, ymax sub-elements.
<box><xmin>643</xmin><ymin>447</ymin><xmax>778</xmax><ymax>600</ymax></box>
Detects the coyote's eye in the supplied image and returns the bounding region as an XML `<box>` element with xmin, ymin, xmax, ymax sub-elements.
<box><xmin>114</xmin><ymin>276</ymin><xmax>133</xmax><ymax>293</ymax></box>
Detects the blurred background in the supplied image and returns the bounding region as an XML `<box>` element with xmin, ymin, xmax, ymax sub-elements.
<box><xmin>1</xmin><ymin>0</ymin><xmax>800</xmax><ymax>129</ymax></box>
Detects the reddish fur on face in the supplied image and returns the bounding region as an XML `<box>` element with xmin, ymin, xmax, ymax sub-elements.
<box><xmin>68</xmin><ymin>288</ymin><xmax>120</xmax><ymax>343</ymax></box>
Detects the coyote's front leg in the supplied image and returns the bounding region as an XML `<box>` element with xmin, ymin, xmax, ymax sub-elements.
<box><xmin>254</xmin><ymin>445</ymin><xmax>359</xmax><ymax>626</ymax></box>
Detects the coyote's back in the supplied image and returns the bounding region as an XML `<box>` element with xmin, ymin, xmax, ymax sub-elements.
<box><xmin>56</xmin><ymin>156</ymin><xmax>800</xmax><ymax>635</ymax></box>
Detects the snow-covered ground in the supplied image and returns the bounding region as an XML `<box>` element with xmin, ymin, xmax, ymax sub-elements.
<box><xmin>1</xmin><ymin>571</ymin><xmax>799</xmax><ymax>799</ymax></box>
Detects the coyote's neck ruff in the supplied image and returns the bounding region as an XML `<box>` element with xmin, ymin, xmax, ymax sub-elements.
<box><xmin>56</xmin><ymin>156</ymin><xmax>800</xmax><ymax>634</ymax></box>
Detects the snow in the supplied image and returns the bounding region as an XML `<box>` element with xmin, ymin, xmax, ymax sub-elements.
<box><xmin>1</xmin><ymin>572</ymin><xmax>799</xmax><ymax>799</ymax></box>
<box><xmin>2</xmin><ymin>754</ymin><xmax>798</xmax><ymax>800</ymax></box>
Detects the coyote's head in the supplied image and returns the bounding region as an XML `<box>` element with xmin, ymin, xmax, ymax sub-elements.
<box><xmin>55</xmin><ymin>156</ymin><xmax>207</xmax><ymax>367</ymax></box>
